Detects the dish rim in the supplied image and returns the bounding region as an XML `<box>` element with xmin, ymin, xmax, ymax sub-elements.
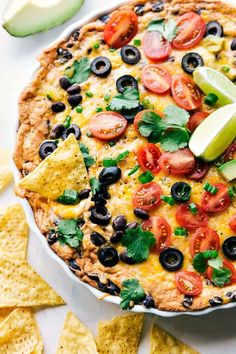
<box><xmin>10</xmin><ymin>0</ymin><xmax>236</xmax><ymax>317</ymax></box>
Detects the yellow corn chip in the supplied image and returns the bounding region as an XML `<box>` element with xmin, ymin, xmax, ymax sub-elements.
<box><xmin>56</xmin><ymin>312</ymin><xmax>98</xmax><ymax>354</ymax></box>
<box><xmin>150</xmin><ymin>324</ymin><xmax>199</xmax><ymax>354</ymax></box>
<box><xmin>0</xmin><ymin>258</ymin><xmax>65</xmax><ymax>307</ymax></box>
<box><xmin>0</xmin><ymin>308</ymin><xmax>43</xmax><ymax>353</ymax></box>
<box><xmin>96</xmin><ymin>314</ymin><xmax>143</xmax><ymax>354</ymax></box>
<box><xmin>17</xmin><ymin>134</ymin><xmax>88</xmax><ymax>200</ymax></box>
<box><xmin>0</xmin><ymin>308</ymin><xmax>14</xmax><ymax>324</ymax></box>
<box><xmin>0</xmin><ymin>148</ymin><xmax>13</xmax><ymax>192</ymax></box>
<box><xmin>0</xmin><ymin>204</ymin><xmax>28</xmax><ymax>259</ymax></box>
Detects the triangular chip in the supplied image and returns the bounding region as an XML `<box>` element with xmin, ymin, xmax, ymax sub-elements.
<box><xmin>0</xmin><ymin>258</ymin><xmax>65</xmax><ymax>307</ymax></box>
<box><xmin>0</xmin><ymin>148</ymin><xmax>13</xmax><ymax>193</ymax></box>
<box><xmin>0</xmin><ymin>308</ymin><xmax>43</xmax><ymax>353</ymax></box>
<box><xmin>96</xmin><ymin>314</ymin><xmax>143</xmax><ymax>354</ymax></box>
<box><xmin>56</xmin><ymin>312</ymin><xmax>98</xmax><ymax>354</ymax></box>
<box><xmin>0</xmin><ymin>204</ymin><xmax>28</xmax><ymax>258</ymax></box>
<box><xmin>150</xmin><ymin>324</ymin><xmax>199</xmax><ymax>354</ymax></box>
<box><xmin>17</xmin><ymin>134</ymin><xmax>88</xmax><ymax>200</ymax></box>
<box><xmin>0</xmin><ymin>308</ymin><xmax>14</xmax><ymax>324</ymax></box>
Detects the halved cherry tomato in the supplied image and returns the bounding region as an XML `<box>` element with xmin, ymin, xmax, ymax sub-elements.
<box><xmin>201</xmin><ymin>183</ymin><xmax>230</xmax><ymax>213</ymax></box>
<box><xmin>137</xmin><ymin>144</ymin><xmax>162</xmax><ymax>174</ymax></box>
<box><xmin>142</xmin><ymin>216</ymin><xmax>171</xmax><ymax>253</ymax></box>
<box><xmin>172</xmin><ymin>12</ymin><xmax>206</xmax><ymax>49</ymax></box>
<box><xmin>176</xmin><ymin>203</ymin><xmax>208</xmax><ymax>231</ymax></box>
<box><xmin>224</xmin><ymin>142</ymin><xmax>236</xmax><ymax>162</ymax></box>
<box><xmin>132</xmin><ymin>182</ymin><xmax>162</xmax><ymax>211</ymax></box>
<box><xmin>187</xmin><ymin>159</ymin><xmax>209</xmax><ymax>181</ymax></box>
<box><xmin>187</xmin><ymin>112</ymin><xmax>209</xmax><ymax>132</ymax></box>
<box><xmin>90</xmin><ymin>112</ymin><xmax>127</xmax><ymax>140</ymax></box>
<box><xmin>229</xmin><ymin>214</ymin><xmax>236</xmax><ymax>233</ymax></box>
<box><xmin>141</xmin><ymin>64</ymin><xmax>171</xmax><ymax>94</ymax></box>
<box><xmin>171</xmin><ymin>75</ymin><xmax>202</xmax><ymax>110</ymax></box>
<box><xmin>206</xmin><ymin>259</ymin><xmax>236</xmax><ymax>285</ymax></box>
<box><xmin>104</xmin><ymin>9</ymin><xmax>138</xmax><ymax>49</ymax></box>
<box><xmin>175</xmin><ymin>271</ymin><xmax>203</xmax><ymax>296</ymax></box>
<box><xmin>134</xmin><ymin>110</ymin><xmax>163</xmax><ymax>133</ymax></box>
<box><xmin>190</xmin><ymin>227</ymin><xmax>220</xmax><ymax>257</ymax></box>
<box><xmin>158</xmin><ymin>148</ymin><xmax>195</xmax><ymax>175</ymax></box>
<box><xmin>143</xmin><ymin>31</ymin><xmax>172</xmax><ymax>61</ymax></box>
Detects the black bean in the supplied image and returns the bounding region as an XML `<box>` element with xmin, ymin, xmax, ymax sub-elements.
<box><xmin>90</xmin><ymin>232</ymin><xmax>107</xmax><ymax>247</ymax></box>
<box><xmin>134</xmin><ymin>208</ymin><xmax>149</xmax><ymax>220</ymax></box>
<box><xmin>152</xmin><ymin>1</ymin><xmax>164</xmax><ymax>12</ymax></box>
<box><xmin>67</xmin><ymin>94</ymin><xmax>83</xmax><ymax>107</ymax></box>
<box><xmin>59</xmin><ymin>76</ymin><xmax>72</xmax><ymax>90</ymax></box>
<box><xmin>134</xmin><ymin>4</ymin><xmax>145</xmax><ymax>16</ymax></box>
<box><xmin>98</xmin><ymin>280</ymin><xmax>120</xmax><ymax>295</ymax></box>
<box><xmin>99</xmin><ymin>14</ymin><xmax>109</xmax><ymax>23</ymax></box>
<box><xmin>72</xmin><ymin>31</ymin><xmax>80</xmax><ymax>41</ymax></box>
<box><xmin>112</xmin><ymin>215</ymin><xmax>127</xmax><ymax>231</ymax></box>
<box><xmin>99</xmin><ymin>167</ymin><xmax>121</xmax><ymax>185</ymax></box>
<box><xmin>125</xmin><ymin>222</ymin><xmax>139</xmax><ymax>230</ymax></box>
<box><xmin>51</xmin><ymin>102</ymin><xmax>66</xmax><ymax>113</ymax></box>
<box><xmin>142</xmin><ymin>294</ymin><xmax>155</xmax><ymax>308</ymax></box>
<box><xmin>67</xmin><ymin>84</ymin><xmax>81</xmax><ymax>95</ymax></box>
<box><xmin>231</xmin><ymin>39</ymin><xmax>236</xmax><ymax>51</ymax></box>
<box><xmin>226</xmin><ymin>291</ymin><xmax>236</xmax><ymax>301</ymax></box>
<box><xmin>49</xmin><ymin>123</ymin><xmax>65</xmax><ymax>139</ymax></box>
<box><xmin>182</xmin><ymin>295</ymin><xmax>193</xmax><ymax>309</ymax></box>
<box><xmin>209</xmin><ymin>296</ymin><xmax>223</xmax><ymax>306</ymax></box>
<box><xmin>68</xmin><ymin>260</ymin><xmax>81</xmax><ymax>272</ymax></box>
<box><xmin>57</xmin><ymin>47</ymin><xmax>73</xmax><ymax>62</ymax></box>
<box><xmin>47</xmin><ymin>230</ymin><xmax>58</xmax><ymax>245</ymax></box>
<box><xmin>119</xmin><ymin>251</ymin><xmax>136</xmax><ymax>264</ymax></box>
<box><xmin>110</xmin><ymin>231</ymin><xmax>124</xmax><ymax>244</ymax></box>
<box><xmin>223</xmin><ymin>236</ymin><xmax>236</xmax><ymax>260</ymax></box>
<box><xmin>78</xmin><ymin>189</ymin><xmax>90</xmax><ymax>200</ymax></box>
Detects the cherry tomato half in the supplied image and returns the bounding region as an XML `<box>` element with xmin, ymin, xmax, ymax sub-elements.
<box><xmin>190</xmin><ymin>227</ymin><xmax>220</xmax><ymax>257</ymax></box>
<box><xmin>206</xmin><ymin>259</ymin><xmax>236</xmax><ymax>285</ymax></box>
<box><xmin>187</xmin><ymin>112</ymin><xmax>209</xmax><ymax>132</ymax></box>
<box><xmin>187</xmin><ymin>159</ymin><xmax>209</xmax><ymax>181</ymax></box>
<box><xmin>175</xmin><ymin>271</ymin><xmax>203</xmax><ymax>296</ymax></box>
<box><xmin>176</xmin><ymin>203</ymin><xmax>208</xmax><ymax>231</ymax></box>
<box><xmin>132</xmin><ymin>182</ymin><xmax>162</xmax><ymax>211</ymax></box>
<box><xmin>142</xmin><ymin>216</ymin><xmax>171</xmax><ymax>253</ymax></box>
<box><xmin>141</xmin><ymin>64</ymin><xmax>171</xmax><ymax>94</ymax></box>
<box><xmin>137</xmin><ymin>143</ymin><xmax>162</xmax><ymax>174</ymax></box>
<box><xmin>201</xmin><ymin>183</ymin><xmax>230</xmax><ymax>213</ymax></box>
<box><xmin>172</xmin><ymin>12</ymin><xmax>206</xmax><ymax>49</ymax></box>
<box><xmin>171</xmin><ymin>75</ymin><xmax>202</xmax><ymax>110</ymax></box>
<box><xmin>134</xmin><ymin>110</ymin><xmax>163</xmax><ymax>133</ymax></box>
<box><xmin>90</xmin><ymin>112</ymin><xmax>127</xmax><ymax>141</ymax></box>
<box><xmin>158</xmin><ymin>148</ymin><xmax>195</xmax><ymax>175</ymax></box>
<box><xmin>229</xmin><ymin>214</ymin><xmax>236</xmax><ymax>233</ymax></box>
<box><xmin>104</xmin><ymin>9</ymin><xmax>138</xmax><ymax>49</ymax></box>
<box><xmin>224</xmin><ymin>142</ymin><xmax>236</xmax><ymax>162</ymax></box>
<box><xmin>143</xmin><ymin>31</ymin><xmax>172</xmax><ymax>61</ymax></box>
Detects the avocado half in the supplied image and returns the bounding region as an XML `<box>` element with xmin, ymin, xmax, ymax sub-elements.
<box><xmin>2</xmin><ymin>0</ymin><xmax>84</xmax><ymax>37</ymax></box>
<box><xmin>219</xmin><ymin>160</ymin><xmax>236</xmax><ymax>181</ymax></box>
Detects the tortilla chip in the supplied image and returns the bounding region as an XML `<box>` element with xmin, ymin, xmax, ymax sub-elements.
<box><xmin>17</xmin><ymin>134</ymin><xmax>88</xmax><ymax>200</ymax></box>
<box><xmin>0</xmin><ymin>204</ymin><xmax>28</xmax><ymax>259</ymax></box>
<box><xmin>0</xmin><ymin>308</ymin><xmax>14</xmax><ymax>324</ymax></box>
<box><xmin>56</xmin><ymin>312</ymin><xmax>98</xmax><ymax>354</ymax></box>
<box><xmin>96</xmin><ymin>314</ymin><xmax>143</xmax><ymax>354</ymax></box>
<box><xmin>0</xmin><ymin>258</ymin><xmax>65</xmax><ymax>307</ymax></box>
<box><xmin>150</xmin><ymin>324</ymin><xmax>199</xmax><ymax>354</ymax></box>
<box><xmin>0</xmin><ymin>308</ymin><xmax>43</xmax><ymax>353</ymax></box>
<box><xmin>0</xmin><ymin>148</ymin><xmax>13</xmax><ymax>192</ymax></box>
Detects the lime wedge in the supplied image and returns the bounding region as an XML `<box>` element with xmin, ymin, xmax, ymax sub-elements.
<box><xmin>189</xmin><ymin>104</ymin><xmax>236</xmax><ymax>161</ymax></box>
<box><xmin>193</xmin><ymin>67</ymin><xmax>236</xmax><ymax>106</ymax></box>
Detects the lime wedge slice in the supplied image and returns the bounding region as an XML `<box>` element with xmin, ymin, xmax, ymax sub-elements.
<box><xmin>193</xmin><ymin>67</ymin><xmax>236</xmax><ymax>106</ymax></box>
<box><xmin>189</xmin><ymin>104</ymin><xmax>236</xmax><ymax>161</ymax></box>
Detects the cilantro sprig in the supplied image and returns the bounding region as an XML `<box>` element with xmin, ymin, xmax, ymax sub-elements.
<box><xmin>58</xmin><ymin>219</ymin><xmax>84</xmax><ymax>248</ymax></box>
<box><xmin>193</xmin><ymin>250</ymin><xmax>219</xmax><ymax>273</ymax></box>
<box><xmin>89</xmin><ymin>177</ymin><xmax>100</xmax><ymax>195</ymax></box>
<box><xmin>148</xmin><ymin>19</ymin><xmax>178</xmax><ymax>42</ymax></box>
<box><xmin>110</xmin><ymin>88</ymin><xmax>140</xmax><ymax>111</ymax></box>
<box><xmin>79</xmin><ymin>143</ymin><xmax>95</xmax><ymax>168</ymax></box>
<box><xmin>212</xmin><ymin>268</ymin><xmax>232</xmax><ymax>287</ymax></box>
<box><xmin>120</xmin><ymin>278</ymin><xmax>146</xmax><ymax>310</ymax></box>
<box><xmin>65</xmin><ymin>57</ymin><xmax>91</xmax><ymax>84</ymax></box>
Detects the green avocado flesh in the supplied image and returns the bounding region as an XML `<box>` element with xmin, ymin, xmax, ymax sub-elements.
<box><xmin>2</xmin><ymin>0</ymin><xmax>84</xmax><ymax>37</ymax></box>
<box><xmin>219</xmin><ymin>160</ymin><xmax>236</xmax><ymax>181</ymax></box>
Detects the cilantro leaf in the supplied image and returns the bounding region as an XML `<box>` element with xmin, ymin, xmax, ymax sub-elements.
<box><xmin>138</xmin><ymin>111</ymin><xmax>165</xmax><ymax>143</ymax></box>
<box><xmin>120</xmin><ymin>278</ymin><xmax>145</xmax><ymax>310</ymax></box>
<box><xmin>160</xmin><ymin>129</ymin><xmax>189</xmax><ymax>152</ymax></box>
<box><xmin>66</xmin><ymin>58</ymin><xmax>91</xmax><ymax>84</ymax></box>
<box><xmin>212</xmin><ymin>267</ymin><xmax>232</xmax><ymax>287</ymax></box>
<box><xmin>79</xmin><ymin>143</ymin><xmax>95</xmax><ymax>168</ymax></box>
<box><xmin>193</xmin><ymin>250</ymin><xmax>219</xmax><ymax>273</ymax></box>
<box><xmin>208</xmin><ymin>256</ymin><xmax>223</xmax><ymax>269</ymax></box>
<box><xmin>110</xmin><ymin>88</ymin><xmax>140</xmax><ymax>111</ymax></box>
<box><xmin>89</xmin><ymin>177</ymin><xmax>100</xmax><ymax>195</ymax></box>
<box><xmin>164</xmin><ymin>105</ymin><xmax>190</xmax><ymax>127</ymax></box>
<box><xmin>58</xmin><ymin>219</ymin><xmax>83</xmax><ymax>248</ymax></box>
<box><xmin>148</xmin><ymin>19</ymin><xmax>178</xmax><ymax>42</ymax></box>
<box><xmin>121</xmin><ymin>225</ymin><xmax>156</xmax><ymax>263</ymax></box>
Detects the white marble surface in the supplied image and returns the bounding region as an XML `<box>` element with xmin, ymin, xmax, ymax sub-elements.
<box><xmin>1</xmin><ymin>0</ymin><xmax>236</xmax><ymax>353</ymax></box>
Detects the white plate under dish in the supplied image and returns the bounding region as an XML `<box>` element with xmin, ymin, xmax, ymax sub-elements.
<box><xmin>11</xmin><ymin>0</ymin><xmax>236</xmax><ymax>317</ymax></box>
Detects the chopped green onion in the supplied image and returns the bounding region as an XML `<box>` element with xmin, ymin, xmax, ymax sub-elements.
<box><xmin>117</xmin><ymin>150</ymin><xmax>129</xmax><ymax>162</ymax></box>
<box><xmin>138</xmin><ymin>170</ymin><xmax>154</xmax><ymax>184</ymax></box>
<box><xmin>222</xmin><ymin>65</ymin><xmax>230</xmax><ymax>73</ymax></box>
<box><xmin>103</xmin><ymin>158</ymin><xmax>117</xmax><ymax>167</ymax></box>
<box><xmin>106</xmin><ymin>105</ymin><xmax>112</xmax><ymax>111</ymax></box>
<box><xmin>47</xmin><ymin>94</ymin><xmax>52</xmax><ymax>101</ymax></box>
<box><xmin>90</xmin><ymin>177</ymin><xmax>100</xmax><ymax>195</ymax></box>
<box><xmin>174</xmin><ymin>227</ymin><xmax>188</xmax><ymax>236</ymax></box>
<box><xmin>228</xmin><ymin>186</ymin><xmax>236</xmax><ymax>199</ymax></box>
<box><xmin>57</xmin><ymin>189</ymin><xmax>79</xmax><ymax>205</ymax></box>
<box><xmin>189</xmin><ymin>202</ymin><xmax>197</xmax><ymax>215</ymax></box>
<box><xmin>160</xmin><ymin>195</ymin><xmax>175</xmax><ymax>206</ymax></box>
<box><xmin>134</xmin><ymin>39</ymin><xmax>141</xmax><ymax>46</ymax></box>
<box><xmin>204</xmin><ymin>93</ymin><xmax>218</xmax><ymax>106</ymax></box>
<box><xmin>104</xmin><ymin>94</ymin><xmax>111</xmax><ymax>102</ymax></box>
<box><xmin>204</xmin><ymin>182</ymin><xmax>218</xmax><ymax>195</ymax></box>
<box><xmin>108</xmin><ymin>140</ymin><xmax>116</xmax><ymax>147</ymax></box>
<box><xmin>93</xmin><ymin>42</ymin><xmax>100</xmax><ymax>49</ymax></box>
<box><xmin>136</xmin><ymin>77</ymin><xmax>141</xmax><ymax>83</ymax></box>
<box><xmin>128</xmin><ymin>165</ymin><xmax>140</xmax><ymax>176</ymax></box>
<box><xmin>96</xmin><ymin>107</ymin><xmax>103</xmax><ymax>113</ymax></box>
<box><xmin>86</xmin><ymin>130</ymin><xmax>93</xmax><ymax>138</ymax></box>
<box><xmin>109</xmin><ymin>48</ymin><xmax>116</xmax><ymax>52</ymax></box>
<box><xmin>141</xmin><ymin>98</ymin><xmax>150</xmax><ymax>109</ymax></box>
<box><xmin>86</xmin><ymin>91</ymin><xmax>93</xmax><ymax>98</ymax></box>
<box><xmin>76</xmin><ymin>105</ymin><xmax>83</xmax><ymax>113</ymax></box>
<box><xmin>64</xmin><ymin>116</ymin><xmax>71</xmax><ymax>128</ymax></box>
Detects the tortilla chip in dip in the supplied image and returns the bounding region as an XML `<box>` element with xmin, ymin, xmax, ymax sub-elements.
<box><xmin>17</xmin><ymin>134</ymin><xmax>88</xmax><ymax>200</ymax></box>
<box><xmin>0</xmin><ymin>308</ymin><xmax>43</xmax><ymax>353</ymax></box>
<box><xmin>0</xmin><ymin>258</ymin><xmax>65</xmax><ymax>307</ymax></box>
<box><xmin>96</xmin><ymin>314</ymin><xmax>143</xmax><ymax>354</ymax></box>
<box><xmin>150</xmin><ymin>324</ymin><xmax>199</xmax><ymax>354</ymax></box>
<box><xmin>56</xmin><ymin>311</ymin><xmax>98</xmax><ymax>354</ymax></box>
<box><xmin>0</xmin><ymin>148</ymin><xmax>13</xmax><ymax>192</ymax></box>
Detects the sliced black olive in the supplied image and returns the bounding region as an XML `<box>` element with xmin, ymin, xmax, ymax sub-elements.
<box><xmin>90</xmin><ymin>205</ymin><xmax>111</xmax><ymax>226</ymax></box>
<box><xmin>116</xmin><ymin>75</ymin><xmax>138</xmax><ymax>94</ymax></box>
<box><xmin>78</xmin><ymin>189</ymin><xmax>90</xmax><ymax>200</ymax></box>
<box><xmin>231</xmin><ymin>39</ymin><xmax>236</xmax><ymax>51</ymax></box>
<box><xmin>152</xmin><ymin>1</ymin><xmax>164</xmax><ymax>12</ymax></box>
<box><xmin>205</xmin><ymin>21</ymin><xmax>223</xmax><ymax>37</ymax></box>
<box><xmin>142</xmin><ymin>294</ymin><xmax>155</xmax><ymax>308</ymax></box>
<box><xmin>47</xmin><ymin>230</ymin><xmax>58</xmax><ymax>245</ymax></box>
<box><xmin>67</xmin><ymin>83</ymin><xmax>81</xmax><ymax>95</ymax></box>
<box><xmin>181</xmin><ymin>52</ymin><xmax>204</xmax><ymax>74</ymax></box>
<box><xmin>112</xmin><ymin>215</ymin><xmax>127</xmax><ymax>231</ymax></box>
<box><xmin>182</xmin><ymin>295</ymin><xmax>193</xmax><ymax>309</ymax></box>
<box><xmin>171</xmin><ymin>182</ymin><xmax>191</xmax><ymax>202</ymax></box>
<box><xmin>134</xmin><ymin>4</ymin><xmax>145</xmax><ymax>16</ymax></box>
<box><xmin>99</xmin><ymin>167</ymin><xmax>121</xmax><ymax>185</ymax></box>
<box><xmin>90</xmin><ymin>232</ymin><xmax>107</xmax><ymax>246</ymax></box>
<box><xmin>39</xmin><ymin>141</ymin><xmax>57</xmax><ymax>159</ymax></box>
<box><xmin>91</xmin><ymin>57</ymin><xmax>112</xmax><ymax>77</ymax></box>
<box><xmin>61</xmin><ymin>124</ymin><xmax>81</xmax><ymax>140</ymax></box>
<box><xmin>126</xmin><ymin>222</ymin><xmax>139</xmax><ymax>230</ymax></box>
<box><xmin>68</xmin><ymin>260</ymin><xmax>81</xmax><ymax>272</ymax></box>
<box><xmin>120</xmin><ymin>45</ymin><xmax>141</xmax><ymax>65</ymax></box>
<box><xmin>159</xmin><ymin>248</ymin><xmax>184</xmax><ymax>272</ymax></box>
<box><xmin>67</xmin><ymin>94</ymin><xmax>83</xmax><ymax>107</ymax></box>
<box><xmin>134</xmin><ymin>208</ymin><xmax>149</xmax><ymax>220</ymax></box>
<box><xmin>98</xmin><ymin>246</ymin><xmax>119</xmax><ymax>267</ymax></box>
<box><xmin>119</xmin><ymin>251</ymin><xmax>136</xmax><ymax>264</ymax></box>
<box><xmin>209</xmin><ymin>296</ymin><xmax>223</xmax><ymax>306</ymax></box>
<box><xmin>222</xmin><ymin>236</ymin><xmax>236</xmax><ymax>260</ymax></box>
<box><xmin>110</xmin><ymin>231</ymin><xmax>124</xmax><ymax>244</ymax></box>
<box><xmin>121</xmin><ymin>104</ymin><xmax>143</xmax><ymax>123</ymax></box>
<box><xmin>51</xmin><ymin>101</ymin><xmax>66</xmax><ymax>113</ymax></box>
<box><xmin>49</xmin><ymin>124</ymin><xmax>65</xmax><ymax>139</ymax></box>
<box><xmin>59</xmin><ymin>76</ymin><xmax>72</xmax><ymax>90</ymax></box>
